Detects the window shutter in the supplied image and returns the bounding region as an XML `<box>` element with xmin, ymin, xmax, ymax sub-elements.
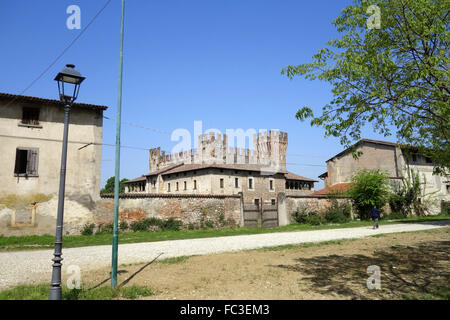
<box><xmin>27</xmin><ymin>149</ymin><xmax>38</xmax><ymax>175</ymax></box>
<box><xmin>14</xmin><ymin>149</ymin><xmax>21</xmax><ymax>174</ymax></box>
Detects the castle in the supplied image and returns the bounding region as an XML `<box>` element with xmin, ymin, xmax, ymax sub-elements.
<box><xmin>125</xmin><ymin>130</ymin><xmax>317</xmax><ymax>204</ymax></box>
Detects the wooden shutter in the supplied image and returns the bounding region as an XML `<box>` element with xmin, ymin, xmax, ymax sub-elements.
<box><xmin>14</xmin><ymin>149</ymin><xmax>21</xmax><ymax>174</ymax></box>
<box><xmin>26</xmin><ymin>149</ymin><xmax>38</xmax><ymax>176</ymax></box>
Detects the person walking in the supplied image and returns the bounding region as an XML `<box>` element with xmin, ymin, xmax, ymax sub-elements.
<box><xmin>371</xmin><ymin>205</ymin><xmax>381</xmax><ymax>229</ymax></box>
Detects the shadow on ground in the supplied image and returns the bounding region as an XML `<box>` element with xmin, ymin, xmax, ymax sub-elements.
<box><xmin>272</xmin><ymin>240</ymin><xmax>450</xmax><ymax>299</ymax></box>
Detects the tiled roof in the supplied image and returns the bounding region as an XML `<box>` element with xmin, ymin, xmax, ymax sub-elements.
<box><xmin>284</xmin><ymin>172</ymin><xmax>318</xmax><ymax>182</ymax></box>
<box><xmin>311</xmin><ymin>182</ymin><xmax>353</xmax><ymax>196</ymax></box>
<box><xmin>137</xmin><ymin>163</ymin><xmax>317</xmax><ymax>182</ymax></box>
<box><xmin>326</xmin><ymin>139</ymin><xmax>398</xmax><ymax>162</ymax></box>
<box><xmin>124</xmin><ymin>176</ymin><xmax>146</xmax><ymax>184</ymax></box>
<box><xmin>157</xmin><ymin>163</ymin><xmax>288</xmax><ymax>176</ymax></box>
<box><xmin>0</xmin><ymin>92</ymin><xmax>108</xmax><ymax>111</ymax></box>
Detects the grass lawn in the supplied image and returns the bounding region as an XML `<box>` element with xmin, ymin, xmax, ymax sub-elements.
<box><xmin>0</xmin><ymin>283</ymin><xmax>153</xmax><ymax>300</ymax></box>
<box><xmin>0</xmin><ymin>214</ymin><xmax>448</xmax><ymax>252</ymax></box>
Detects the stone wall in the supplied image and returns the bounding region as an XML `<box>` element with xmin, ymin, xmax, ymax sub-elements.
<box><xmin>285</xmin><ymin>195</ymin><xmax>354</xmax><ymax>223</ymax></box>
<box><xmin>95</xmin><ymin>194</ymin><xmax>242</xmax><ymax>228</ymax></box>
<box><xmin>0</xmin><ymin>193</ymin><xmax>243</xmax><ymax>236</ymax></box>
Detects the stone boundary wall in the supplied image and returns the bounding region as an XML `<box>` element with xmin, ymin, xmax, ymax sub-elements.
<box><xmin>284</xmin><ymin>195</ymin><xmax>353</xmax><ymax>224</ymax></box>
<box><xmin>95</xmin><ymin>193</ymin><xmax>243</xmax><ymax>228</ymax></box>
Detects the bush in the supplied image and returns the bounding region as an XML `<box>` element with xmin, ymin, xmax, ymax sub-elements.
<box><xmin>119</xmin><ymin>221</ymin><xmax>128</xmax><ymax>232</ymax></box>
<box><xmin>130</xmin><ymin>221</ymin><xmax>148</xmax><ymax>232</ymax></box>
<box><xmin>96</xmin><ymin>223</ymin><xmax>114</xmax><ymax>234</ymax></box>
<box><xmin>143</xmin><ymin>217</ymin><xmax>163</xmax><ymax>227</ymax></box>
<box><xmin>306</xmin><ymin>214</ymin><xmax>325</xmax><ymax>225</ymax></box>
<box><xmin>347</xmin><ymin>169</ymin><xmax>390</xmax><ymax>220</ymax></box>
<box><xmin>81</xmin><ymin>223</ymin><xmax>95</xmax><ymax>236</ymax></box>
<box><xmin>324</xmin><ymin>209</ymin><xmax>350</xmax><ymax>223</ymax></box>
<box><xmin>158</xmin><ymin>218</ymin><xmax>181</xmax><ymax>231</ymax></box>
<box><xmin>291</xmin><ymin>209</ymin><xmax>311</xmax><ymax>224</ymax></box>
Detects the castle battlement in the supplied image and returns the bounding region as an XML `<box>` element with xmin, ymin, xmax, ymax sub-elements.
<box><xmin>149</xmin><ymin>130</ymin><xmax>288</xmax><ymax>172</ymax></box>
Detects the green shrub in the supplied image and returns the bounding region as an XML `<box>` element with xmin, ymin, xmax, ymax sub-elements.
<box><xmin>143</xmin><ymin>217</ymin><xmax>163</xmax><ymax>227</ymax></box>
<box><xmin>291</xmin><ymin>209</ymin><xmax>310</xmax><ymax>224</ymax></box>
<box><xmin>187</xmin><ymin>223</ymin><xmax>196</xmax><ymax>230</ymax></box>
<box><xmin>324</xmin><ymin>209</ymin><xmax>350</xmax><ymax>223</ymax></box>
<box><xmin>306</xmin><ymin>214</ymin><xmax>325</xmax><ymax>225</ymax></box>
<box><xmin>81</xmin><ymin>223</ymin><xmax>95</xmax><ymax>236</ymax></box>
<box><xmin>204</xmin><ymin>220</ymin><xmax>215</xmax><ymax>229</ymax></box>
<box><xmin>96</xmin><ymin>223</ymin><xmax>114</xmax><ymax>234</ymax></box>
<box><xmin>348</xmin><ymin>169</ymin><xmax>390</xmax><ymax>220</ymax></box>
<box><xmin>119</xmin><ymin>221</ymin><xmax>128</xmax><ymax>232</ymax></box>
<box><xmin>130</xmin><ymin>221</ymin><xmax>148</xmax><ymax>232</ymax></box>
<box><xmin>158</xmin><ymin>218</ymin><xmax>181</xmax><ymax>231</ymax></box>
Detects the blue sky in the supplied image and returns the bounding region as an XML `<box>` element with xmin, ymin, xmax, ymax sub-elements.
<box><xmin>0</xmin><ymin>0</ymin><xmax>395</xmax><ymax>190</ymax></box>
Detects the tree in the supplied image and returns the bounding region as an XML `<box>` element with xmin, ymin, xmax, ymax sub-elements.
<box><xmin>347</xmin><ymin>169</ymin><xmax>390</xmax><ymax>219</ymax></box>
<box><xmin>100</xmin><ymin>177</ymin><xmax>129</xmax><ymax>194</ymax></box>
<box><xmin>282</xmin><ymin>0</ymin><xmax>449</xmax><ymax>175</ymax></box>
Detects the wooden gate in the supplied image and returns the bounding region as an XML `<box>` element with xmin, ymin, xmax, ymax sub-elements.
<box><xmin>243</xmin><ymin>200</ymin><xmax>278</xmax><ymax>228</ymax></box>
<box><xmin>261</xmin><ymin>203</ymin><xmax>278</xmax><ymax>228</ymax></box>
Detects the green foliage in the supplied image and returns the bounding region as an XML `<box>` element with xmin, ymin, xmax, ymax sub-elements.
<box><xmin>282</xmin><ymin>0</ymin><xmax>450</xmax><ymax>176</ymax></box>
<box><xmin>96</xmin><ymin>223</ymin><xmax>114</xmax><ymax>234</ymax></box>
<box><xmin>324</xmin><ymin>209</ymin><xmax>350</xmax><ymax>223</ymax></box>
<box><xmin>81</xmin><ymin>223</ymin><xmax>95</xmax><ymax>236</ymax></box>
<box><xmin>130</xmin><ymin>217</ymin><xmax>181</xmax><ymax>232</ymax></box>
<box><xmin>129</xmin><ymin>221</ymin><xmax>148</xmax><ymax>232</ymax></box>
<box><xmin>158</xmin><ymin>217</ymin><xmax>182</xmax><ymax>231</ymax></box>
<box><xmin>306</xmin><ymin>214</ymin><xmax>325</xmax><ymax>226</ymax></box>
<box><xmin>119</xmin><ymin>221</ymin><xmax>128</xmax><ymax>232</ymax></box>
<box><xmin>441</xmin><ymin>201</ymin><xmax>450</xmax><ymax>215</ymax></box>
<box><xmin>389</xmin><ymin>169</ymin><xmax>423</xmax><ymax>216</ymax></box>
<box><xmin>100</xmin><ymin>177</ymin><xmax>129</xmax><ymax>194</ymax></box>
<box><xmin>292</xmin><ymin>209</ymin><xmax>309</xmax><ymax>224</ymax></box>
<box><xmin>347</xmin><ymin>169</ymin><xmax>390</xmax><ymax>219</ymax></box>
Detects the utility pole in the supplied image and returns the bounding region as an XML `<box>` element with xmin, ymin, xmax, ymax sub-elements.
<box><xmin>111</xmin><ymin>0</ymin><xmax>125</xmax><ymax>289</ymax></box>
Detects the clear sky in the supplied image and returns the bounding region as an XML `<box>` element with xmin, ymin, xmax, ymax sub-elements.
<box><xmin>0</xmin><ymin>0</ymin><xmax>396</xmax><ymax>190</ymax></box>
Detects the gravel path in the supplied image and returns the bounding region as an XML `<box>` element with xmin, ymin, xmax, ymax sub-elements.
<box><xmin>0</xmin><ymin>220</ymin><xmax>448</xmax><ymax>290</ymax></box>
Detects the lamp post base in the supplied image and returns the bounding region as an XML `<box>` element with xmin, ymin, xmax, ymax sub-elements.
<box><xmin>49</xmin><ymin>286</ymin><xmax>62</xmax><ymax>300</ymax></box>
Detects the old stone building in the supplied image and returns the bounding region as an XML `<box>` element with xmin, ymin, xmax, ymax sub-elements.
<box><xmin>0</xmin><ymin>92</ymin><xmax>107</xmax><ymax>235</ymax></box>
<box><xmin>316</xmin><ymin>139</ymin><xmax>450</xmax><ymax>212</ymax></box>
<box><xmin>125</xmin><ymin>131</ymin><xmax>317</xmax><ymax>204</ymax></box>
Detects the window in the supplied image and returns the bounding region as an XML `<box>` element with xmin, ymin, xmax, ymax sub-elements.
<box><xmin>269</xmin><ymin>180</ymin><xmax>274</xmax><ymax>190</ymax></box>
<box><xmin>425</xmin><ymin>157</ymin><xmax>432</xmax><ymax>164</ymax></box>
<box><xmin>184</xmin><ymin>181</ymin><xmax>187</xmax><ymax>190</ymax></box>
<box><xmin>254</xmin><ymin>199</ymin><xmax>259</xmax><ymax>207</ymax></box>
<box><xmin>447</xmin><ymin>185</ymin><xmax>450</xmax><ymax>194</ymax></box>
<box><xmin>176</xmin><ymin>182</ymin><xmax>179</xmax><ymax>191</ymax></box>
<box><xmin>248</xmin><ymin>178</ymin><xmax>253</xmax><ymax>189</ymax></box>
<box><xmin>193</xmin><ymin>180</ymin><xmax>197</xmax><ymax>190</ymax></box>
<box><xmin>14</xmin><ymin>148</ymin><xmax>38</xmax><ymax>176</ymax></box>
<box><xmin>167</xmin><ymin>183</ymin><xmax>171</xmax><ymax>192</ymax></box>
<box><xmin>21</xmin><ymin>107</ymin><xmax>40</xmax><ymax>126</ymax></box>
<box><xmin>271</xmin><ymin>199</ymin><xmax>276</xmax><ymax>205</ymax></box>
<box><xmin>235</xmin><ymin>178</ymin><xmax>239</xmax><ymax>188</ymax></box>
<box><xmin>220</xmin><ymin>178</ymin><xmax>224</xmax><ymax>188</ymax></box>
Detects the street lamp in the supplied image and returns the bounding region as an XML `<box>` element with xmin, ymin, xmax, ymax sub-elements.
<box><xmin>49</xmin><ymin>64</ymin><xmax>85</xmax><ymax>300</ymax></box>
